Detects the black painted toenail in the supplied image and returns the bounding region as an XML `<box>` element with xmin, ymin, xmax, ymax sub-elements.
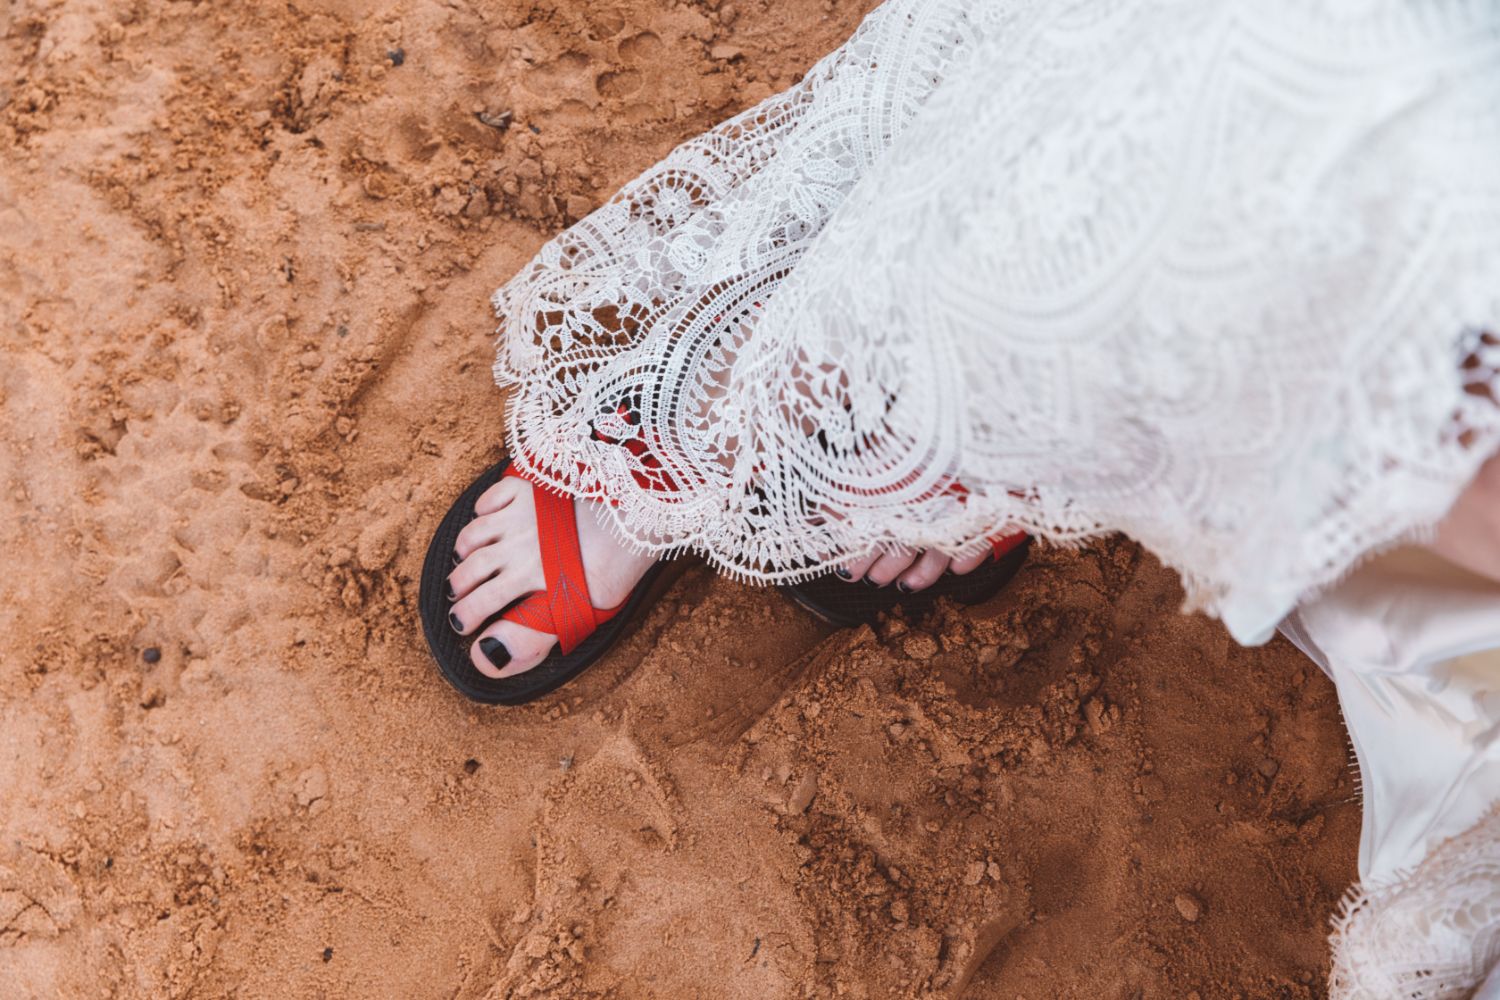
<box><xmin>452</xmin><ymin>548</ymin><xmax>461</xmax><ymax>565</ymax></box>
<box><xmin>479</xmin><ymin>637</ymin><xmax>511</xmax><ymax>669</ymax></box>
<box><xmin>448</xmin><ymin>611</ymin><xmax>463</xmax><ymax>633</ymax></box>
<box><xmin>896</xmin><ymin>581</ymin><xmax>912</xmax><ymax>593</ymax></box>
<box><xmin>863</xmin><ymin>577</ymin><xmax>881</xmax><ymax>588</ymax></box>
<box><xmin>446</xmin><ymin>584</ymin><xmax>456</xmax><ymax>602</ymax></box>
<box><xmin>834</xmin><ymin>568</ymin><xmax>853</xmax><ymax>580</ymax></box>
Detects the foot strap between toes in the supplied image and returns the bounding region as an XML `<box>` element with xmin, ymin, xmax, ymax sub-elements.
<box><xmin>498</xmin><ymin>466</ymin><xmax>606</xmax><ymax>656</ymax></box>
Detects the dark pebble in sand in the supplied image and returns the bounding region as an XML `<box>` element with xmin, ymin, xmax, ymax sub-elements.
<box><xmin>322</xmin><ymin>946</ymin><xmax>333</xmax><ymax>962</ymax></box>
<box><xmin>142</xmin><ymin>647</ymin><xmax>161</xmax><ymax>664</ymax></box>
<box><xmin>387</xmin><ymin>48</ymin><xmax>405</xmax><ymax>66</ymax></box>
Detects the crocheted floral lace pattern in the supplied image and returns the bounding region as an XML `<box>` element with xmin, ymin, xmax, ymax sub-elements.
<box><xmin>493</xmin><ymin>0</ymin><xmax>1500</xmax><ymax>642</ymax></box>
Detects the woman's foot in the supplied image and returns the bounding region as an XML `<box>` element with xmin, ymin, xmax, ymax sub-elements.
<box><xmin>836</xmin><ymin>547</ymin><xmax>991</xmax><ymax>591</ymax></box>
<box><xmin>447</xmin><ymin>476</ymin><xmax>657</xmax><ymax>679</ymax></box>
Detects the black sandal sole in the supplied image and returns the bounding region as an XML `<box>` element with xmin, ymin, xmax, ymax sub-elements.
<box><xmin>778</xmin><ymin>538</ymin><xmax>1031</xmax><ymax>629</ymax></box>
<box><xmin>419</xmin><ymin>457</ymin><xmax>668</xmax><ymax>705</ymax></box>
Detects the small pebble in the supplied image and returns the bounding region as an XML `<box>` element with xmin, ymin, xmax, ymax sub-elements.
<box><xmin>322</xmin><ymin>946</ymin><xmax>333</xmax><ymax>962</ymax></box>
<box><xmin>1174</xmin><ymin>891</ymin><xmax>1203</xmax><ymax>922</ymax></box>
<box><xmin>475</xmin><ymin>109</ymin><xmax>513</xmax><ymax>131</ymax></box>
<box><xmin>566</xmin><ymin>194</ymin><xmax>594</xmax><ymax>220</ymax></box>
<box><xmin>142</xmin><ymin>647</ymin><xmax>161</xmax><ymax>664</ymax></box>
<box><xmin>386</xmin><ymin>48</ymin><xmax>404</xmax><ymax>66</ymax></box>
<box><xmin>787</xmin><ymin>771</ymin><xmax>818</xmax><ymax>814</ymax></box>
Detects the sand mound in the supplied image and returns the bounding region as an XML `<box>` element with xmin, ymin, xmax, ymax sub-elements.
<box><xmin>1</xmin><ymin>0</ymin><xmax>1355</xmax><ymax>995</ymax></box>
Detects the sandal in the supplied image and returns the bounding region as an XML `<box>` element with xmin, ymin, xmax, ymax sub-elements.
<box><xmin>779</xmin><ymin>533</ymin><xmax>1031</xmax><ymax>629</ymax></box>
<box><xmin>419</xmin><ymin>457</ymin><xmax>669</xmax><ymax>705</ymax></box>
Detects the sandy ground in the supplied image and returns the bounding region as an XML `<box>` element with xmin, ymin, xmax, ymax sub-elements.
<box><xmin>1</xmin><ymin>1</ymin><xmax>1360</xmax><ymax>996</ymax></box>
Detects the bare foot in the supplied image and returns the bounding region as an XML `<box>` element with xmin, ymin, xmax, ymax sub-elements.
<box><xmin>836</xmin><ymin>546</ymin><xmax>992</xmax><ymax>591</ymax></box>
<box><xmin>447</xmin><ymin>477</ymin><xmax>657</xmax><ymax>679</ymax></box>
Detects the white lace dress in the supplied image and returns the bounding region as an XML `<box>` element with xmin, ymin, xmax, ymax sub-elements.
<box><xmin>491</xmin><ymin>0</ymin><xmax>1500</xmax><ymax>990</ymax></box>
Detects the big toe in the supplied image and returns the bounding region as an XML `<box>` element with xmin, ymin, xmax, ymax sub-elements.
<box><xmin>471</xmin><ymin>619</ymin><xmax>557</xmax><ymax>679</ymax></box>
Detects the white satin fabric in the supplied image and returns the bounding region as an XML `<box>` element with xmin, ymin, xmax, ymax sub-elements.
<box><xmin>1282</xmin><ymin>549</ymin><xmax>1500</xmax><ymax>998</ymax></box>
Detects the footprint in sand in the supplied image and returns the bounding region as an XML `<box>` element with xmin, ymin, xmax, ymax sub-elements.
<box><xmin>0</xmin><ymin>854</ymin><xmax>80</xmax><ymax>949</ymax></box>
<box><xmin>491</xmin><ymin>734</ymin><xmax>677</xmax><ymax>994</ymax></box>
<box><xmin>494</xmin><ymin>732</ymin><xmax>815</xmax><ymax>996</ymax></box>
<box><xmin>614</xmin><ymin>569</ymin><xmax>833</xmax><ymax>753</ymax></box>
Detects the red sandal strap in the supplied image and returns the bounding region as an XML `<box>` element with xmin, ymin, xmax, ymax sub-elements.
<box><xmin>498</xmin><ymin>466</ymin><xmax>615</xmax><ymax>656</ymax></box>
<box><xmin>990</xmin><ymin>529</ymin><xmax>1028</xmax><ymax>560</ymax></box>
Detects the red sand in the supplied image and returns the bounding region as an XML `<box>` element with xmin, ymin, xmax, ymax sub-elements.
<box><xmin>1</xmin><ymin>1</ymin><xmax>1357</xmax><ymax>996</ymax></box>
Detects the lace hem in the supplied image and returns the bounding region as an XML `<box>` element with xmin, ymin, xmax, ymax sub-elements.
<box><xmin>1330</xmin><ymin>806</ymin><xmax>1500</xmax><ymax>1000</ymax></box>
<box><xmin>493</xmin><ymin>0</ymin><xmax>1500</xmax><ymax>641</ymax></box>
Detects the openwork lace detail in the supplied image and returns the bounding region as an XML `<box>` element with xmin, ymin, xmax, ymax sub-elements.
<box><xmin>494</xmin><ymin>0</ymin><xmax>1500</xmax><ymax>641</ymax></box>
<box><xmin>1329</xmin><ymin>806</ymin><xmax>1500</xmax><ymax>1000</ymax></box>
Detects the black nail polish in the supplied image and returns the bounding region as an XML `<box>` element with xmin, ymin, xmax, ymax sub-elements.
<box><xmin>479</xmin><ymin>637</ymin><xmax>511</xmax><ymax>669</ymax></box>
<box><xmin>452</xmin><ymin>548</ymin><xmax>461</xmax><ymax>566</ymax></box>
<box><xmin>863</xmin><ymin>577</ymin><xmax>881</xmax><ymax>588</ymax></box>
<box><xmin>896</xmin><ymin>581</ymin><xmax>912</xmax><ymax>594</ymax></box>
<box><xmin>445</xmin><ymin>583</ymin><xmax>457</xmax><ymax>602</ymax></box>
<box><xmin>834</xmin><ymin>568</ymin><xmax>853</xmax><ymax>580</ymax></box>
<box><xmin>448</xmin><ymin>611</ymin><xmax>464</xmax><ymax>633</ymax></box>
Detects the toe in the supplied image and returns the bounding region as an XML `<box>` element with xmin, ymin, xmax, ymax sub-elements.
<box><xmin>454</xmin><ymin>511</ymin><xmax>511</xmax><ymax>562</ymax></box>
<box><xmin>949</xmin><ymin>547</ymin><xmax>990</xmax><ymax>576</ymax></box>
<box><xmin>474</xmin><ymin>475</ymin><xmax>524</xmax><ymax>516</ymax></box>
<box><xmin>448</xmin><ymin>543</ymin><xmax>505</xmax><ymax>601</ymax></box>
<box><xmin>471</xmin><ymin>619</ymin><xmax>557</xmax><ymax>679</ymax></box>
<box><xmin>898</xmin><ymin>549</ymin><xmax>951</xmax><ymax>591</ymax></box>
<box><xmin>865</xmin><ymin>550</ymin><xmax>917</xmax><ymax>587</ymax></box>
<box><xmin>449</xmin><ymin>569</ymin><xmax>532</xmax><ymax>636</ymax></box>
<box><xmin>838</xmin><ymin>550</ymin><xmax>880</xmax><ymax>582</ymax></box>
